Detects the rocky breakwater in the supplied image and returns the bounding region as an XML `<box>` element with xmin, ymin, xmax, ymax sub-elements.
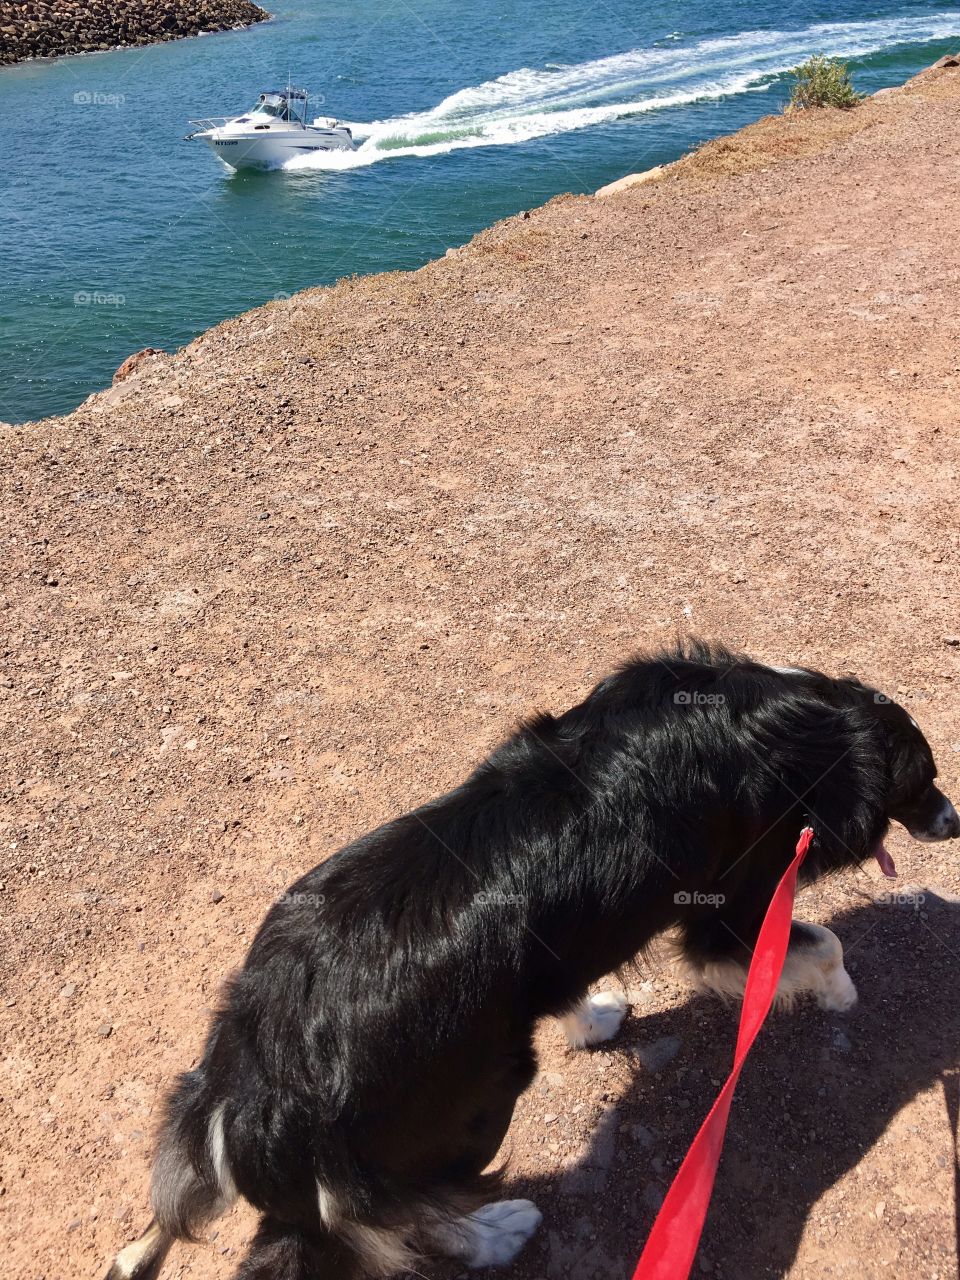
<box><xmin>0</xmin><ymin>0</ymin><xmax>269</xmax><ymax>65</ymax></box>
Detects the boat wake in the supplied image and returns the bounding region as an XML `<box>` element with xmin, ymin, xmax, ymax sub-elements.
<box><xmin>284</xmin><ymin>11</ymin><xmax>960</xmax><ymax>171</ymax></box>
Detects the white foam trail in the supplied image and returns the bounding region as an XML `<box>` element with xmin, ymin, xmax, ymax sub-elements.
<box><xmin>285</xmin><ymin>11</ymin><xmax>960</xmax><ymax>171</ymax></box>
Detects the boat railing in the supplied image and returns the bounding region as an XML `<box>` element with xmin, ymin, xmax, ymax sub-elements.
<box><xmin>184</xmin><ymin>117</ymin><xmax>232</xmax><ymax>138</ymax></box>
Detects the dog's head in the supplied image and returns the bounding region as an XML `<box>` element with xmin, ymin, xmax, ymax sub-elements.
<box><xmin>839</xmin><ymin>679</ymin><xmax>960</xmax><ymax>870</ymax></box>
<box><xmin>868</xmin><ymin>694</ymin><xmax>959</xmax><ymax>840</ymax></box>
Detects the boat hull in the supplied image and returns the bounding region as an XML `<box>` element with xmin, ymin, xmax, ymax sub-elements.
<box><xmin>203</xmin><ymin>128</ymin><xmax>355</xmax><ymax>170</ymax></box>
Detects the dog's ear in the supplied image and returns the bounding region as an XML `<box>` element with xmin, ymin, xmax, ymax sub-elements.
<box><xmin>831</xmin><ymin>674</ymin><xmax>875</xmax><ymax>704</ymax></box>
<box><xmin>520</xmin><ymin>711</ymin><xmax>559</xmax><ymax>738</ymax></box>
<box><xmin>832</xmin><ymin>679</ymin><xmax>935</xmax><ymax>810</ymax></box>
<box><xmin>766</xmin><ymin>689</ymin><xmax>886</xmax><ymax>866</ymax></box>
<box><xmin>873</xmin><ymin>707</ymin><xmax>935</xmax><ymax>808</ymax></box>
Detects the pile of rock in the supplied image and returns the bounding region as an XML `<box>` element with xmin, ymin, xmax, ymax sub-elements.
<box><xmin>0</xmin><ymin>0</ymin><xmax>269</xmax><ymax>65</ymax></box>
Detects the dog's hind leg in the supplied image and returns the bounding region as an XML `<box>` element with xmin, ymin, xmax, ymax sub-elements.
<box><xmin>104</xmin><ymin>1138</ymin><xmax>221</xmax><ymax>1280</ymax></box>
<box><xmin>561</xmin><ymin>991</ymin><xmax>628</xmax><ymax>1048</ymax></box>
<box><xmin>105</xmin><ymin>1219</ymin><xmax>172</xmax><ymax>1280</ymax></box>
<box><xmin>105</xmin><ymin>1138</ymin><xmax>228</xmax><ymax>1280</ymax></box>
<box><xmin>234</xmin><ymin>1216</ymin><xmax>387</xmax><ymax>1279</ymax></box>
<box><xmin>105</xmin><ymin>1082</ymin><xmax>238</xmax><ymax>1280</ymax></box>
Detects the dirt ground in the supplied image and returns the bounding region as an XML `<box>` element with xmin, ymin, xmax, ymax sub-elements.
<box><xmin>3</xmin><ymin>60</ymin><xmax>960</xmax><ymax>1280</ymax></box>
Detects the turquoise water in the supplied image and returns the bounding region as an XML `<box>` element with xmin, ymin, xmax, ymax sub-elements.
<box><xmin>2</xmin><ymin>1</ymin><xmax>958</xmax><ymax>423</ymax></box>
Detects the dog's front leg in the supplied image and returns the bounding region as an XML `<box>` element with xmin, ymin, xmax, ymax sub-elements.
<box><xmin>777</xmin><ymin>921</ymin><xmax>858</xmax><ymax>1011</ymax></box>
<box><xmin>691</xmin><ymin>920</ymin><xmax>857</xmax><ymax>1012</ymax></box>
<box><xmin>561</xmin><ymin>991</ymin><xmax>628</xmax><ymax>1048</ymax></box>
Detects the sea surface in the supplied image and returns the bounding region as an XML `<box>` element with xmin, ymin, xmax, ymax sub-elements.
<box><xmin>2</xmin><ymin>0</ymin><xmax>958</xmax><ymax>422</ymax></box>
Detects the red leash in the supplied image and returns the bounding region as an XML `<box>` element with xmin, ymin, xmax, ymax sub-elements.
<box><xmin>632</xmin><ymin>826</ymin><xmax>814</xmax><ymax>1280</ymax></box>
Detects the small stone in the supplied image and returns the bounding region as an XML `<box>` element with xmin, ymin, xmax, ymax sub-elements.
<box><xmin>643</xmin><ymin>1183</ymin><xmax>664</xmax><ymax>1211</ymax></box>
<box><xmin>634</xmin><ymin>1035</ymin><xmax>682</xmax><ymax>1073</ymax></box>
<box><xmin>630</xmin><ymin>1124</ymin><xmax>655</xmax><ymax>1148</ymax></box>
<box><xmin>543</xmin><ymin>1112</ymin><xmax>558</xmax><ymax>1124</ymax></box>
<box><xmin>97</xmin><ymin>1022</ymin><xmax>113</xmax><ymax>1038</ymax></box>
<box><xmin>60</xmin><ymin>982</ymin><xmax>77</xmax><ymax>999</ymax></box>
<box><xmin>944</xmin><ymin>636</ymin><xmax>960</xmax><ymax>647</ymax></box>
<box><xmin>625</xmin><ymin>982</ymin><xmax>656</xmax><ymax>1007</ymax></box>
<box><xmin>113</xmin><ymin>348</ymin><xmax>162</xmax><ymax>385</ymax></box>
<box><xmin>211</xmin><ymin>889</ymin><xmax>225</xmax><ymax>904</ymax></box>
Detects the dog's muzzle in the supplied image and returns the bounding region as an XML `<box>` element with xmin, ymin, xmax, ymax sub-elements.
<box><xmin>903</xmin><ymin>787</ymin><xmax>960</xmax><ymax>843</ymax></box>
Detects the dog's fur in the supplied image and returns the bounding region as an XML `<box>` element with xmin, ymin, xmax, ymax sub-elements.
<box><xmin>106</xmin><ymin>642</ymin><xmax>959</xmax><ymax>1280</ymax></box>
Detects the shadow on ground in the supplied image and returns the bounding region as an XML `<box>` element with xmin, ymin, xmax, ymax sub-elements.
<box><xmin>438</xmin><ymin>893</ymin><xmax>960</xmax><ymax>1279</ymax></box>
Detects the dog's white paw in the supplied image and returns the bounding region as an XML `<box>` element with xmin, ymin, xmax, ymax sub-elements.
<box><xmin>563</xmin><ymin>991</ymin><xmax>628</xmax><ymax>1048</ymax></box>
<box><xmin>457</xmin><ymin>1200</ymin><xmax>543</xmax><ymax>1267</ymax></box>
<box><xmin>818</xmin><ymin>965</ymin><xmax>858</xmax><ymax>1013</ymax></box>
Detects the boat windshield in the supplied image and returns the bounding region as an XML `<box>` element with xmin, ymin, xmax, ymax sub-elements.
<box><xmin>254</xmin><ymin>94</ymin><xmax>291</xmax><ymax>119</ymax></box>
<box><xmin>251</xmin><ymin>93</ymin><xmax>307</xmax><ymax>125</ymax></box>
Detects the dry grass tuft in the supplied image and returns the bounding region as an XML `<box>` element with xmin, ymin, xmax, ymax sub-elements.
<box><xmin>672</xmin><ymin>101</ymin><xmax>882</xmax><ymax>182</ymax></box>
<box><xmin>902</xmin><ymin>57</ymin><xmax>960</xmax><ymax>100</ymax></box>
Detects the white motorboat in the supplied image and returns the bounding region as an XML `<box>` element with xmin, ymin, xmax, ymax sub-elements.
<box><xmin>186</xmin><ymin>88</ymin><xmax>357</xmax><ymax>170</ymax></box>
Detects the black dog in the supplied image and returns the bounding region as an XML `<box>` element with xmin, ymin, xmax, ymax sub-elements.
<box><xmin>106</xmin><ymin>642</ymin><xmax>959</xmax><ymax>1280</ymax></box>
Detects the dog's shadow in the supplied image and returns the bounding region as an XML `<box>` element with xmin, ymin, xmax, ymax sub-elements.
<box><xmin>455</xmin><ymin>893</ymin><xmax>960</xmax><ymax>1279</ymax></box>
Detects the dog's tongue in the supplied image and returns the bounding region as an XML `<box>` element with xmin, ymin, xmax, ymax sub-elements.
<box><xmin>874</xmin><ymin>843</ymin><xmax>898</xmax><ymax>879</ymax></box>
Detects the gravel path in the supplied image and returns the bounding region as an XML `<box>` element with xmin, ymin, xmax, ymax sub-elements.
<box><xmin>3</xmin><ymin>61</ymin><xmax>960</xmax><ymax>1280</ymax></box>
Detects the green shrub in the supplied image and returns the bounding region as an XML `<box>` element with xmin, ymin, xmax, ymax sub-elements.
<box><xmin>787</xmin><ymin>55</ymin><xmax>862</xmax><ymax>110</ymax></box>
